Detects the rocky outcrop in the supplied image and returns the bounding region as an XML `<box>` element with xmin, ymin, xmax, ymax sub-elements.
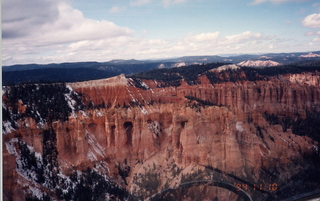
<box><xmin>3</xmin><ymin>69</ymin><xmax>320</xmax><ymax>200</ymax></box>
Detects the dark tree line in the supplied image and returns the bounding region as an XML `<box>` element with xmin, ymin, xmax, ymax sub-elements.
<box><xmin>185</xmin><ymin>96</ymin><xmax>216</xmax><ymax>106</ymax></box>
<box><xmin>128</xmin><ymin>62</ymin><xmax>229</xmax><ymax>86</ymax></box>
<box><xmin>263</xmin><ymin>111</ymin><xmax>320</xmax><ymax>142</ymax></box>
<box><xmin>3</xmin><ymin>83</ymin><xmax>84</xmax><ymax>124</ymax></box>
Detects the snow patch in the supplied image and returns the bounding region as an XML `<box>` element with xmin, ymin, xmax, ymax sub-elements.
<box><xmin>35</xmin><ymin>111</ymin><xmax>45</xmax><ymax>128</ymax></box>
<box><xmin>2</xmin><ymin>102</ymin><xmax>16</xmax><ymax>135</ymax></box>
<box><xmin>29</xmin><ymin>186</ymin><xmax>44</xmax><ymax>200</ymax></box>
<box><xmin>279</xmin><ymin>136</ymin><xmax>290</xmax><ymax>145</ymax></box>
<box><xmin>140</xmin><ymin>81</ymin><xmax>150</xmax><ymax>90</ymax></box>
<box><xmin>148</xmin><ymin>121</ymin><xmax>161</xmax><ymax>139</ymax></box>
<box><xmin>3</xmin><ymin>121</ymin><xmax>15</xmax><ymax>135</ymax></box>
<box><xmin>210</xmin><ymin>64</ymin><xmax>240</xmax><ymax>73</ymax></box>
<box><xmin>313</xmin><ymin>145</ymin><xmax>318</xmax><ymax>152</ymax></box>
<box><xmin>87</xmin><ymin>150</ymin><xmax>98</xmax><ymax>161</ymax></box>
<box><xmin>80</xmin><ymin>110</ymin><xmax>87</xmax><ymax>117</ymax></box>
<box><xmin>299</xmin><ymin>52</ymin><xmax>320</xmax><ymax>58</ymax></box>
<box><xmin>236</xmin><ymin>122</ymin><xmax>244</xmax><ymax>132</ymax></box>
<box><xmin>96</xmin><ymin>110</ymin><xmax>103</xmax><ymax>117</ymax></box>
<box><xmin>5</xmin><ymin>138</ymin><xmax>19</xmax><ymax>155</ymax></box>
<box><xmin>65</xmin><ymin>85</ymin><xmax>78</xmax><ymax>117</ymax></box>
<box><xmin>6</xmin><ymin>139</ymin><xmax>44</xmax><ymax>183</ymax></box>
<box><xmin>140</xmin><ymin>106</ymin><xmax>148</xmax><ymax>114</ymax></box>
<box><xmin>172</xmin><ymin>62</ymin><xmax>186</xmax><ymax>68</ymax></box>
<box><xmin>238</xmin><ymin>60</ymin><xmax>281</xmax><ymax>67</ymax></box>
<box><xmin>259</xmin><ymin>56</ymin><xmax>272</xmax><ymax>59</ymax></box>
<box><xmin>86</xmin><ymin>131</ymin><xmax>106</xmax><ymax>161</ymax></box>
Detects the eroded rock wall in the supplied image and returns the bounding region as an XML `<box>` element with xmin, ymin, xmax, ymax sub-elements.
<box><xmin>3</xmin><ymin>72</ymin><xmax>320</xmax><ymax>200</ymax></box>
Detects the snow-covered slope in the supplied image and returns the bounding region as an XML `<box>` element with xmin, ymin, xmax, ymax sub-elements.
<box><xmin>237</xmin><ymin>60</ymin><xmax>281</xmax><ymax>67</ymax></box>
<box><xmin>299</xmin><ymin>52</ymin><xmax>320</xmax><ymax>58</ymax></box>
<box><xmin>209</xmin><ymin>64</ymin><xmax>240</xmax><ymax>72</ymax></box>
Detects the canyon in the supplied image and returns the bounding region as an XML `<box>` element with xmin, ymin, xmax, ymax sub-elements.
<box><xmin>2</xmin><ymin>64</ymin><xmax>320</xmax><ymax>200</ymax></box>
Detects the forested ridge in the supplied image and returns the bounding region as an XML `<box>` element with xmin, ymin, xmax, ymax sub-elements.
<box><xmin>128</xmin><ymin>63</ymin><xmax>229</xmax><ymax>85</ymax></box>
<box><xmin>2</xmin><ymin>83</ymin><xmax>84</xmax><ymax>128</ymax></box>
<box><xmin>129</xmin><ymin>62</ymin><xmax>320</xmax><ymax>85</ymax></box>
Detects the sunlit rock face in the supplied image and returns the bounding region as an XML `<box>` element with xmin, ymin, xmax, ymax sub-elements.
<box><xmin>3</xmin><ymin>69</ymin><xmax>320</xmax><ymax>201</ymax></box>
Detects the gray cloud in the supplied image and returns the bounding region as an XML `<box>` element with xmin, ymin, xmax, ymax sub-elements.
<box><xmin>2</xmin><ymin>0</ymin><xmax>59</xmax><ymax>39</ymax></box>
<box><xmin>2</xmin><ymin>0</ymin><xmax>134</xmax><ymax>65</ymax></box>
<box><xmin>251</xmin><ymin>0</ymin><xmax>309</xmax><ymax>5</ymax></box>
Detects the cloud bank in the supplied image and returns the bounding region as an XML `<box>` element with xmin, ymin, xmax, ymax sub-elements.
<box><xmin>2</xmin><ymin>0</ymin><xmax>291</xmax><ymax>65</ymax></box>
<box><xmin>251</xmin><ymin>0</ymin><xmax>308</xmax><ymax>5</ymax></box>
<box><xmin>303</xmin><ymin>13</ymin><xmax>320</xmax><ymax>28</ymax></box>
<box><xmin>303</xmin><ymin>13</ymin><xmax>320</xmax><ymax>44</ymax></box>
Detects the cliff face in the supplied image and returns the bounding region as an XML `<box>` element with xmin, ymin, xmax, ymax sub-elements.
<box><xmin>3</xmin><ymin>69</ymin><xmax>320</xmax><ymax>201</ymax></box>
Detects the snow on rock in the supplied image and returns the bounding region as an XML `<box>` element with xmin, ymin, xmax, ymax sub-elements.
<box><xmin>139</xmin><ymin>106</ymin><xmax>148</xmax><ymax>114</ymax></box>
<box><xmin>5</xmin><ymin>138</ymin><xmax>43</xmax><ymax>183</ymax></box>
<box><xmin>35</xmin><ymin>111</ymin><xmax>45</xmax><ymax>129</ymax></box>
<box><xmin>147</xmin><ymin>121</ymin><xmax>161</xmax><ymax>139</ymax></box>
<box><xmin>5</xmin><ymin>138</ymin><xmax>19</xmax><ymax>155</ymax></box>
<box><xmin>96</xmin><ymin>110</ymin><xmax>103</xmax><ymax>117</ymax></box>
<box><xmin>313</xmin><ymin>145</ymin><xmax>318</xmax><ymax>152</ymax></box>
<box><xmin>139</xmin><ymin>80</ymin><xmax>150</xmax><ymax>90</ymax></box>
<box><xmin>158</xmin><ymin>64</ymin><xmax>165</xmax><ymax>69</ymax></box>
<box><xmin>259</xmin><ymin>56</ymin><xmax>272</xmax><ymax>59</ymax></box>
<box><xmin>172</xmin><ymin>62</ymin><xmax>186</xmax><ymax>68</ymax></box>
<box><xmin>236</xmin><ymin>121</ymin><xmax>244</xmax><ymax>132</ymax></box>
<box><xmin>299</xmin><ymin>52</ymin><xmax>320</xmax><ymax>58</ymax></box>
<box><xmin>86</xmin><ymin>130</ymin><xmax>106</xmax><ymax>161</ymax></box>
<box><xmin>80</xmin><ymin>110</ymin><xmax>88</xmax><ymax>117</ymax></box>
<box><xmin>238</xmin><ymin>60</ymin><xmax>281</xmax><ymax>67</ymax></box>
<box><xmin>65</xmin><ymin>85</ymin><xmax>79</xmax><ymax>118</ymax></box>
<box><xmin>209</xmin><ymin>64</ymin><xmax>240</xmax><ymax>73</ymax></box>
<box><xmin>3</xmin><ymin>121</ymin><xmax>15</xmax><ymax>135</ymax></box>
<box><xmin>2</xmin><ymin>103</ymin><xmax>16</xmax><ymax>135</ymax></box>
<box><xmin>28</xmin><ymin>186</ymin><xmax>45</xmax><ymax>200</ymax></box>
<box><xmin>2</xmin><ymin>86</ymin><xmax>8</xmax><ymax>96</ymax></box>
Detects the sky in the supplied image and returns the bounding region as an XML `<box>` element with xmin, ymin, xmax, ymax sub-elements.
<box><xmin>2</xmin><ymin>0</ymin><xmax>320</xmax><ymax>65</ymax></box>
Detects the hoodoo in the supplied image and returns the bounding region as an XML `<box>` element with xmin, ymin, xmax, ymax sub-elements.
<box><xmin>3</xmin><ymin>63</ymin><xmax>320</xmax><ymax>200</ymax></box>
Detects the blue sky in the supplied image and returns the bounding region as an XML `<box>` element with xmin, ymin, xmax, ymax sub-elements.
<box><xmin>2</xmin><ymin>0</ymin><xmax>320</xmax><ymax>65</ymax></box>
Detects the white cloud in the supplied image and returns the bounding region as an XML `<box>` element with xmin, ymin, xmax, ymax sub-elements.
<box><xmin>2</xmin><ymin>27</ymin><xmax>279</xmax><ymax>65</ymax></box>
<box><xmin>130</xmin><ymin>0</ymin><xmax>187</xmax><ymax>7</ymax></box>
<box><xmin>3</xmin><ymin>0</ymin><xmax>132</xmax><ymax>42</ymax></box>
<box><xmin>109</xmin><ymin>6</ymin><xmax>124</xmax><ymax>13</ymax></box>
<box><xmin>302</xmin><ymin>13</ymin><xmax>320</xmax><ymax>28</ymax></box>
<box><xmin>184</xmin><ymin>32</ymin><xmax>220</xmax><ymax>43</ymax></box>
<box><xmin>2</xmin><ymin>0</ymin><xmax>59</xmax><ymax>39</ymax></box>
<box><xmin>312</xmin><ymin>3</ymin><xmax>320</xmax><ymax>11</ymax></box>
<box><xmin>130</xmin><ymin>0</ymin><xmax>154</xmax><ymax>6</ymax></box>
<box><xmin>305</xmin><ymin>30</ymin><xmax>320</xmax><ymax>36</ymax></box>
<box><xmin>162</xmin><ymin>0</ymin><xmax>188</xmax><ymax>6</ymax></box>
<box><xmin>220</xmin><ymin>31</ymin><xmax>274</xmax><ymax>45</ymax></box>
<box><xmin>286</xmin><ymin>21</ymin><xmax>293</xmax><ymax>25</ymax></box>
<box><xmin>302</xmin><ymin>13</ymin><xmax>320</xmax><ymax>44</ymax></box>
<box><xmin>1</xmin><ymin>0</ymin><xmax>285</xmax><ymax>66</ymax></box>
<box><xmin>2</xmin><ymin>0</ymin><xmax>133</xmax><ymax>65</ymax></box>
<box><xmin>251</xmin><ymin>0</ymin><xmax>308</xmax><ymax>5</ymax></box>
<box><xmin>312</xmin><ymin>36</ymin><xmax>320</xmax><ymax>42</ymax></box>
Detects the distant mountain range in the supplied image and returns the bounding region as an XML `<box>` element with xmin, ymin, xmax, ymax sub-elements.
<box><xmin>3</xmin><ymin>51</ymin><xmax>320</xmax><ymax>85</ymax></box>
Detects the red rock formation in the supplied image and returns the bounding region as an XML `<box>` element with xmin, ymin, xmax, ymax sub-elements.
<box><xmin>3</xmin><ymin>71</ymin><xmax>320</xmax><ymax>200</ymax></box>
